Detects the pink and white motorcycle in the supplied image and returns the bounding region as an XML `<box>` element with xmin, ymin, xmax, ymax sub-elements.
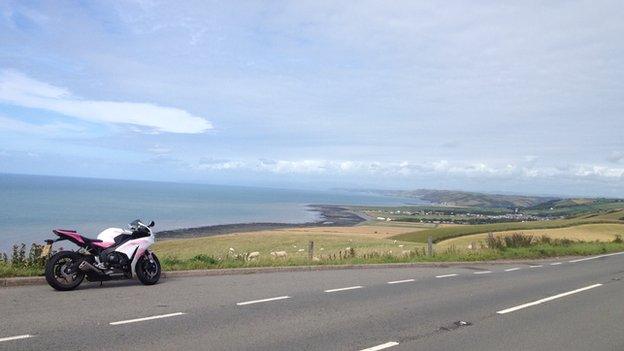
<box><xmin>43</xmin><ymin>219</ymin><xmax>161</xmax><ymax>291</ymax></box>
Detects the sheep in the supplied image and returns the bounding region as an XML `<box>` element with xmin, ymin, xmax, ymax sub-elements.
<box><xmin>402</xmin><ymin>250</ymin><xmax>411</xmax><ymax>256</ymax></box>
<box><xmin>229</xmin><ymin>247</ymin><xmax>235</xmax><ymax>252</ymax></box>
<box><xmin>247</xmin><ymin>251</ymin><xmax>260</xmax><ymax>261</ymax></box>
<box><xmin>398</xmin><ymin>244</ymin><xmax>404</xmax><ymax>248</ymax></box>
<box><xmin>312</xmin><ymin>256</ymin><xmax>320</xmax><ymax>262</ymax></box>
<box><xmin>319</xmin><ymin>248</ymin><xmax>324</xmax><ymax>251</ymax></box>
<box><xmin>270</xmin><ymin>251</ymin><xmax>288</xmax><ymax>258</ymax></box>
<box><xmin>393</xmin><ymin>240</ymin><xmax>397</xmax><ymax>244</ymax></box>
<box><xmin>297</xmin><ymin>248</ymin><xmax>305</xmax><ymax>252</ymax></box>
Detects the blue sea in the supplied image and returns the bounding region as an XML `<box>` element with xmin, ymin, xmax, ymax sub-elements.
<box><xmin>0</xmin><ymin>174</ymin><xmax>418</xmax><ymax>250</ymax></box>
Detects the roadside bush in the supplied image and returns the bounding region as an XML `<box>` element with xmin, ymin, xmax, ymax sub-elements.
<box><xmin>4</xmin><ymin>243</ymin><xmax>46</xmax><ymax>268</ymax></box>
<box><xmin>613</xmin><ymin>235</ymin><xmax>623</xmax><ymax>244</ymax></box>
<box><xmin>504</xmin><ymin>233</ymin><xmax>533</xmax><ymax>248</ymax></box>
<box><xmin>485</xmin><ymin>233</ymin><xmax>505</xmax><ymax>250</ymax></box>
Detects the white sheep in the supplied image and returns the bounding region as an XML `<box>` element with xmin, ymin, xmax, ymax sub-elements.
<box><xmin>398</xmin><ymin>244</ymin><xmax>404</xmax><ymax>248</ymax></box>
<box><xmin>229</xmin><ymin>247</ymin><xmax>235</xmax><ymax>252</ymax></box>
<box><xmin>319</xmin><ymin>248</ymin><xmax>324</xmax><ymax>251</ymax></box>
<box><xmin>297</xmin><ymin>248</ymin><xmax>305</xmax><ymax>252</ymax></box>
<box><xmin>247</xmin><ymin>251</ymin><xmax>260</xmax><ymax>261</ymax></box>
<box><xmin>270</xmin><ymin>251</ymin><xmax>288</xmax><ymax>258</ymax></box>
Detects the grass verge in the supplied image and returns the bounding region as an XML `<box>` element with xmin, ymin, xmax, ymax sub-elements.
<box><xmin>4</xmin><ymin>241</ymin><xmax>624</xmax><ymax>278</ymax></box>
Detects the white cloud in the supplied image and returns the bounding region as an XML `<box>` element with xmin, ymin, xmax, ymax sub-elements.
<box><xmin>0</xmin><ymin>70</ymin><xmax>212</xmax><ymax>134</ymax></box>
<box><xmin>195</xmin><ymin>158</ymin><xmax>246</xmax><ymax>171</ymax></box>
<box><xmin>190</xmin><ymin>158</ymin><xmax>624</xmax><ymax>182</ymax></box>
<box><xmin>607</xmin><ymin>151</ymin><xmax>624</xmax><ymax>163</ymax></box>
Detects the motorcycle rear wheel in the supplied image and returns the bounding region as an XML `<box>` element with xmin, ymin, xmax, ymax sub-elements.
<box><xmin>45</xmin><ymin>251</ymin><xmax>85</xmax><ymax>291</ymax></box>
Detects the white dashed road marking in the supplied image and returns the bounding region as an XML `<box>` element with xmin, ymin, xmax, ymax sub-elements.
<box><xmin>436</xmin><ymin>274</ymin><xmax>458</xmax><ymax>278</ymax></box>
<box><xmin>360</xmin><ymin>341</ymin><xmax>400</xmax><ymax>350</ymax></box>
<box><xmin>496</xmin><ymin>284</ymin><xmax>603</xmax><ymax>314</ymax></box>
<box><xmin>473</xmin><ymin>271</ymin><xmax>492</xmax><ymax>275</ymax></box>
<box><xmin>569</xmin><ymin>251</ymin><xmax>624</xmax><ymax>263</ymax></box>
<box><xmin>325</xmin><ymin>286</ymin><xmax>363</xmax><ymax>293</ymax></box>
<box><xmin>529</xmin><ymin>265</ymin><xmax>543</xmax><ymax>268</ymax></box>
<box><xmin>0</xmin><ymin>335</ymin><xmax>33</xmax><ymax>343</ymax></box>
<box><xmin>504</xmin><ymin>268</ymin><xmax>520</xmax><ymax>272</ymax></box>
<box><xmin>550</xmin><ymin>262</ymin><xmax>562</xmax><ymax>266</ymax></box>
<box><xmin>236</xmin><ymin>296</ymin><xmax>291</xmax><ymax>306</ymax></box>
<box><xmin>109</xmin><ymin>312</ymin><xmax>186</xmax><ymax>325</ymax></box>
<box><xmin>387</xmin><ymin>279</ymin><xmax>415</xmax><ymax>284</ymax></box>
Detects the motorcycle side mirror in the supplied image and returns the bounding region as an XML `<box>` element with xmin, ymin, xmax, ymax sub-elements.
<box><xmin>148</xmin><ymin>221</ymin><xmax>155</xmax><ymax>227</ymax></box>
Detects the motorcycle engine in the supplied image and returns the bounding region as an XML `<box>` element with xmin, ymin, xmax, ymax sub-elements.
<box><xmin>100</xmin><ymin>252</ymin><xmax>129</xmax><ymax>269</ymax></box>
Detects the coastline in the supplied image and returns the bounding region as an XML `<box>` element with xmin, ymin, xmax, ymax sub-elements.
<box><xmin>156</xmin><ymin>205</ymin><xmax>366</xmax><ymax>239</ymax></box>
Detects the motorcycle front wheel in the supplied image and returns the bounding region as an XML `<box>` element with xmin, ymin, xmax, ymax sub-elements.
<box><xmin>136</xmin><ymin>253</ymin><xmax>161</xmax><ymax>285</ymax></box>
<box><xmin>45</xmin><ymin>251</ymin><xmax>85</xmax><ymax>291</ymax></box>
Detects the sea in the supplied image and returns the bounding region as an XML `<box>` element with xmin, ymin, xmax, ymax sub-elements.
<box><xmin>0</xmin><ymin>174</ymin><xmax>420</xmax><ymax>251</ymax></box>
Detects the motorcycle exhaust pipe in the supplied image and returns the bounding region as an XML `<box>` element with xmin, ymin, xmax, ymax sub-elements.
<box><xmin>78</xmin><ymin>260</ymin><xmax>104</xmax><ymax>275</ymax></box>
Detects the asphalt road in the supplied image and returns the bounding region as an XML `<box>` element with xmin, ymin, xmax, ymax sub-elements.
<box><xmin>1</xmin><ymin>252</ymin><xmax>624</xmax><ymax>351</ymax></box>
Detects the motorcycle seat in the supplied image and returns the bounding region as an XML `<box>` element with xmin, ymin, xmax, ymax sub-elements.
<box><xmin>53</xmin><ymin>229</ymin><xmax>103</xmax><ymax>244</ymax></box>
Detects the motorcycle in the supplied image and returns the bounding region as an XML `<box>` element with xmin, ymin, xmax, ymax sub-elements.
<box><xmin>43</xmin><ymin>219</ymin><xmax>161</xmax><ymax>291</ymax></box>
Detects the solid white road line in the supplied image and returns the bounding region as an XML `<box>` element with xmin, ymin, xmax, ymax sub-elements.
<box><xmin>0</xmin><ymin>335</ymin><xmax>33</xmax><ymax>343</ymax></box>
<box><xmin>360</xmin><ymin>341</ymin><xmax>400</xmax><ymax>350</ymax></box>
<box><xmin>569</xmin><ymin>251</ymin><xmax>624</xmax><ymax>263</ymax></box>
<box><xmin>496</xmin><ymin>284</ymin><xmax>603</xmax><ymax>314</ymax></box>
<box><xmin>529</xmin><ymin>265</ymin><xmax>543</xmax><ymax>268</ymax></box>
<box><xmin>324</xmin><ymin>286</ymin><xmax>363</xmax><ymax>293</ymax></box>
<box><xmin>504</xmin><ymin>267</ymin><xmax>520</xmax><ymax>272</ymax></box>
<box><xmin>435</xmin><ymin>274</ymin><xmax>458</xmax><ymax>278</ymax></box>
<box><xmin>473</xmin><ymin>271</ymin><xmax>492</xmax><ymax>275</ymax></box>
<box><xmin>387</xmin><ymin>279</ymin><xmax>415</xmax><ymax>284</ymax></box>
<box><xmin>550</xmin><ymin>262</ymin><xmax>562</xmax><ymax>266</ymax></box>
<box><xmin>236</xmin><ymin>296</ymin><xmax>291</xmax><ymax>306</ymax></box>
<box><xmin>109</xmin><ymin>312</ymin><xmax>186</xmax><ymax>325</ymax></box>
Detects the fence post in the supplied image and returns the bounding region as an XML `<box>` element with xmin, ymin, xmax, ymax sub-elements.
<box><xmin>427</xmin><ymin>236</ymin><xmax>433</xmax><ymax>257</ymax></box>
<box><xmin>308</xmin><ymin>240</ymin><xmax>314</xmax><ymax>260</ymax></box>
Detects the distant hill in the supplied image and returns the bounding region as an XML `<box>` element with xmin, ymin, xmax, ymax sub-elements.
<box><xmin>398</xmin><ymin>189</ymin><xmax>558</xmax><ymax>208</ymax></box>
<box><xmin>341</xmin><ymin>188</ymin><xmax>559</xmax><ymax>208</ymax></box>
<box><xmin>340</xmin><ymin>188</ymin><xmax>624</xmax><ymax>210</ymax></box>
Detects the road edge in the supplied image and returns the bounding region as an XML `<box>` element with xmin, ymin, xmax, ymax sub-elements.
<box><xmin>0</xmin><ymin>256</ymin><xmax>595</xmax><ymax>287</ymax></box>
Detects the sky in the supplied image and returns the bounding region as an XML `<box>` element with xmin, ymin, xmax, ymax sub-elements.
<box><xmin>0</xmin><ymin>0</ymin><xmax>623</xmax><ymax>197</ymax></box>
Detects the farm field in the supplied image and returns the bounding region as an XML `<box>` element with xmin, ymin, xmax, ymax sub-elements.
<box><xmin>391</xmin><ymin>209</ymin><xmax>624</xmax><ymax>243</ymax></box>
<box><xmin>153</xmin><ymin>224</ymin><xmax>427</xmax><ymax>260</ymax></box>
<box><xmin>436</xmin><ymin>223</ymin><xmax>624</xmax><ymax>250</ymax></box>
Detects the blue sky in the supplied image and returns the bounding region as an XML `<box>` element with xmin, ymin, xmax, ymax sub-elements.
<box><xmin>0</xmin><ymin>1</ymin><xmax>623</xmax><ymax>197</ymax></box>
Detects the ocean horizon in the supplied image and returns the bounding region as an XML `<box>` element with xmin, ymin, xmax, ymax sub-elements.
<box><xmin>0</xmin><ymin>173</ymin><xmax>419</xmax><ymax>251</ymax></box>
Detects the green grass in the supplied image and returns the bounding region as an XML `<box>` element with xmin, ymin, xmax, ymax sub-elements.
<box><xmin>391</xmin><ymin>215</ymin><xmax>624</xmax><ymax>243</ymax></box>
<box><xmin>156</xmin><ymin>241</ymin><xmax>624</xmax><ymax>269</ymax></box>
<box><xmin>0</xmin><ymin>262</ymin><xmax>44</xmax><ymax>278</ymax></box>
<box><xmin>3</xmin><ymin>241</ymin><xmax>624</xmax><ymax>279</ymax></box>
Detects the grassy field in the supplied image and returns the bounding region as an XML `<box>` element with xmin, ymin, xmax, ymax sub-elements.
<box><xmin>153</xmin><ymin>224</ymin><xmax>428</xmax><ymax>261</ymax></box>
<box><xmin>391</xmin><ymin>209</ymin><xmax>624</xmax><ymax>243</ymax></box>
<box><xmin>437</xmin><ymin>223</ymin><xmax>624</xmax><ymax>250</ymax></box>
